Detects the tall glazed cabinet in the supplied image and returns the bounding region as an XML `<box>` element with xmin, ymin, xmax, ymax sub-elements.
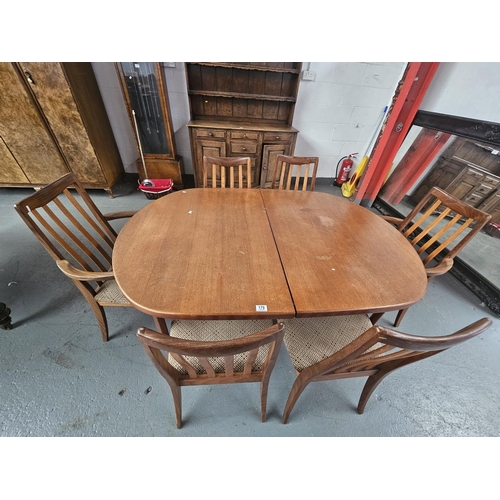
<box><xmin>186</xmin><ymin>62</ymin><xmax>302</xmax><ymax>188</ymax></box>
<box><xmin>0</xmin><ymin>62</ymin><xmax>123</xmax><ymax>195</ymax></box>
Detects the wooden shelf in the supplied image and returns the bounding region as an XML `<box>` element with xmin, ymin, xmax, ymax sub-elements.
<box><xmin>188</xmin><ymin>62</ymin><xmax>300</xmax><ymax>74</ymax></box>
<box><xmin>188</xmin><ymin>90</ymin><xmax>297</xmax><ymax>102</ymax></box>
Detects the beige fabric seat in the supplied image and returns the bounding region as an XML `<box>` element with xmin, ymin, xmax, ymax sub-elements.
<box><xmin>94</xmin><ymin>280</ymin><xmax>129</xmax><ymax>305</ymax></box>
<box><xmin>281</xmin><ymin>315</ymin><xmax>374</xmax><ymax>372</ymax></box>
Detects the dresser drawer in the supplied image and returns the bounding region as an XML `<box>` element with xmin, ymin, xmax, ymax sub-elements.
<box><xmin>230</xmin><ymin>141</ymin><xmax>258</xmax><ymax>154</ymax></box>
<box><xmin>464</xmin><ymin>191</ymin><xmax>486</xmax><ymax>206</ymax></box>
<box><xmin>484</xmin><ymin>175</ymin><xmax>500</xmax><ymax>187</ymax></box>
<box><xmin>463</xmin><ymin>166</ymin><xmax>484</xmax><ymax>181</ymax></box>
<box><xmin>196</xmin><ymin>129</ymin><xmax>226</xmax><ymax>139</ymax></box>
<box><xmin>263</xmin><ymin>132</ymin><xmax>292</xmax><ymax>142</ymax></box>
<box><xmin>230</xmin><ymin>131</ymin><xmax>259</xmax><ymax>141</ymax></box>
<box><xmin>475</xmin><ymin>183</ymin><xmax>495</xmax><ymax>195</ymax></box>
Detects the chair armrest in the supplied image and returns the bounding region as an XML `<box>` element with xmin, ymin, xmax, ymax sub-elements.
<box><xmin>56</xmin><ymin>260</ymin><xmax>115</xmax><ymax>282</ymax></box>
<box><xmin>103</xmin><ymin>211</ymin><xmax>137</xmax><ymax>221</ymax></box>
<box><xmin>426</xmin><ymin>257</ymin><xmax>454</xmax><ymax>277</ymax></box>
<box><xmin>381</xmin><ymin>215</ymin><xmax>404</xmax><ymax>226</ymax></box>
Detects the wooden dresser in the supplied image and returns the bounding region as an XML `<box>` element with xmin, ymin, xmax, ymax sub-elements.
<box><xmin>411</xmin><ymin>138</ymin><xmax>500</xmax><ymax>224</ymax></box>
<box><xmin>0</xmin><ymin>62</ymin><xmax>123</xmax><ymax>196</ymax></box>
<box><xmin>185</xmin><ymin>62</ymin><xmax>301</xmax><ymax>188</ymax></box>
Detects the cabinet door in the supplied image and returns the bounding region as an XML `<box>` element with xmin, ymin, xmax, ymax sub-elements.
<box><xmin>480</xmin><ymin>191</ymin><xmax>500</xmax><ymax>224</ymax></box>
<box><xmin>410</xmin><ymin>159</ymin><xmax>461</xmax><ymax>204</ymax></box>
<box><xmin>194</xmin><ymin>139</ymin><xmax>226</xmax><ymax>187</ymax></box>
<box><xmin>0</xmin><ymin>63</ymin><xmax>68</xmax><ymax>184</ymax></box>
<box><xmin>18</xmin><ymin>63</ymin><xmax>106</xmax><ymax>185</ymax></box>
<box><xmin>260</xmin><ymin>143</ymin><xmax>290</xmax><ymax>188</ymax></box>
<box><xmin>0</xmin><ymin>136</ymin><xmax>29</xmax><ymax>183</ymax></box>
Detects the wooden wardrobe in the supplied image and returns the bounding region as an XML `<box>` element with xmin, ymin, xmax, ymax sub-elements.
<box><xmin>0</xmin><ymin>62</ymin><xmax>123</xmax><ymax>196</ymax></box>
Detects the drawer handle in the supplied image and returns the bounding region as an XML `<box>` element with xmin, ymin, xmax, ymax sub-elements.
<box><xmin>243</xmin><ymin>134</ymin><xmax>247</xmax><ymax>138</ymax></box>
<box><xmin>242</xmin><ymin>147</ymin><xmax>247</xmax><ymax>151</ymax></box>
<box><xmin>208</xmin><ymin>132</ymin><xmax>213</xmax><ymax>136</ymax></box>
<box><xmin>275</xmin><ymin>136</ymin><xmax>280</xmax><ymax>139</ymax></box>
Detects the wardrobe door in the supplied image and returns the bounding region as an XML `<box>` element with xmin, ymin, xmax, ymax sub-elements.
<box><xmin>0</xmin><ymin>63</ymin><xmax>68</xmax><ymax>184</ymax></box>
<box><xmin>18</xmin><ymin>62</ymin><xmax>106</xmax><ymax>184</ymax></box>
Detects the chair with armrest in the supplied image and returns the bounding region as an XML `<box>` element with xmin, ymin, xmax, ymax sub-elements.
<box><xmin>373</xmin><ymin>186</ymin><xmax>491</xmax><ymax>327</ymax></box>
<box><xmin>271</xmin><ymin>154</ymin><xmax>319</xmax><ymax>191</ymax></box>
<box><xmin>136</xmin><ymin>320</ymin><xmax>285</xmax><ymax>428</ymax></box>
<box><xmin>14</xmin><ymin>172</ymin><xmax>142</xmax><ymax>342</ymax></box>
<box><xmin>281</xmin><ymin>315</ymin><xmax>492</xmax><ymax>424</ymax></box>
<box><xmin>202</xmin><ymin>155</ymin><xmax>252</xmax><ymax>189</ymax></box>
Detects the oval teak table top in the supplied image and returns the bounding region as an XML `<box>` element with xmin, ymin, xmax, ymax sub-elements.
<box><xmin>113</xmin><ymin>189</ymin><xmax>428</xmax><ymax>320</ymax></box>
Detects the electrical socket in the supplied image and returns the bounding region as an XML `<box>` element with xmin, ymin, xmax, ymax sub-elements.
<box><xmin>165</xmin><ymin>62</ymin><xmax>176</xmax><ymax>68</ymax></box>
<box><xmin>302</xmin><ymin>70</ymin><xmax>316</xmax><ymax>81</ymax></box>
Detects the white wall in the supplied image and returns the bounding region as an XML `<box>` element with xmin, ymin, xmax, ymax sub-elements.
<box><xmin>293</xmin><ymin>62</ymin><xmax>405</xmax><ymax>178</ymax></box>
<box><xmin>93</xmin><ymin>62</ymin><xmax>406</xmax><ymax>178</ymax></box>
<box><xmin>420</xmin><ymin>63</ymin><xmax>500</xmax><ymax>122</ymax></box>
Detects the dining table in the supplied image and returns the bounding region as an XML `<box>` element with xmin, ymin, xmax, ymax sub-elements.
<box><xmin>112</xmin><ymin>188</ymin><xmax>428</xmax><ymax>330</ymax></box>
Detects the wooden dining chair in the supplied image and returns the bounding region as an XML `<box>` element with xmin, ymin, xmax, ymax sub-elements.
<box><xmin>202</xmin><ymin>155</ymin><xmax>252</xmax><ymax>189</ymax></box>
<box><xmin>373</xmin><ymin>186</ymin><xmax>492</xmax><ymax>327</ymax></box>
<box><xmin>14</xmin><ymin>172</ymin><xmax>141</xmax><ymax>342</ymax></box>
<box><xmin>271</xmin><ymin>154</ymin><xmax>319</xmax><ymax>191</ymax></box>
<box><xmin>137</xmin><ymin>320</ymin><xmax>285</xmax><ymax>428</ymax></box>
<box><xmin>281</xmin><ymin>315</ymin><xmax>492</xmax><ymax>424</ymax></box>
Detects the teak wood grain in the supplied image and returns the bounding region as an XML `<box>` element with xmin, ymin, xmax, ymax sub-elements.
<box><xmin>261</xmin><ymin>190</ymin><xmax>428</xmax><ymax>316</ymax></box>
<box><xmin>113</xmin><ymin>189</ymin><xmax>428</xmax><ymax>322</ymax></box>
<box><xmin>112</xmin><ymin>189</ymin><xmax>295</xmax><ymax>320</ymax></box>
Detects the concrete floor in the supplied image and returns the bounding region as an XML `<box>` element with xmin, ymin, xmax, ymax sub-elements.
<box><xmin>1</xmin><ymin>178</ymin><xmax>499</xmax><ymax>437</ymax></box>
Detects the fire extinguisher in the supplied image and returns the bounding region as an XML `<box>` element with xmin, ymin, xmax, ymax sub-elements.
<box><xmin>334</xmin><ymin>153</ymin><xmax>358</xmax><ymax>186</ymax></box>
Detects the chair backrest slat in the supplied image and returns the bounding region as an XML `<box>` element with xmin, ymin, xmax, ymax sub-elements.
<box><xmin>224</xmin><ymin>355</ymin><xmax>235</xmax><ymax>377</ymax></box>
<box><xmin>203</xmin><ymin>156</ymin><xmax>252</xmax><ymax>189</ymax></box>
<box><xmin>271</xmin><ymin>155</ymin><xmax>319</xmax><ymax>191</ymax></box>
<box><xmin>42</xmin><ymin>205</ymin><xmax>108</xmax><ymax>272</ymax></box>
<box><xmin>32</xmin><ymin>208</ymin><xmax>91</xmax><ymax>271</ymax></box>
<box><xmin>64</xmin><ymin>189</ymin><xmax>116</xmax><ymax>247</ymax></box>
<box><xmin>53</xmin><ymin>197</ymin><xmax>113</xmax><ymax>266</ymax></box>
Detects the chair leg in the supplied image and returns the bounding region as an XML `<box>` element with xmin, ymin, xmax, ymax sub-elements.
<box><xmin>357</xmin><ymin>371</ymin><xmax>390</xmax><ymax>414</ymax></box>
<box><xmin>282</xmin><ymin>374</ymin><xmax>311</xmax><ymax>424</ymax></box>
<box><xmin>394</xmin><ymin>308</ymin><xmax>409</xmax><ymax>328</ymax></box>
<box><xmin>167</xmin><ymin>383</ymin><xmax>182</xmax><ymax>429</ymax></box>
<box><xmin>89</xmin><ymin>301</ymin><xmax>109</xmax><ymax>342</ymax></box>
<box><xmin>260</xmin><ymin>378</ymin><xmax>271</xmax><ymax>422</ymax></box>
<box><xmin>73</xmin><ymin>280</ymin><xmax>109</xmax><ymax>341</ymax></box>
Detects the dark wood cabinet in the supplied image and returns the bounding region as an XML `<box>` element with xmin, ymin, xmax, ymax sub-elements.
<box><xmin>185</xmin><ymin>62</ymin><xmax>302</xmax><ymax>188</ymax></box>
<box><xmin>0</xmin><ymin>62</ymin><xmax>123</xmax><ymax>195</ymax></box>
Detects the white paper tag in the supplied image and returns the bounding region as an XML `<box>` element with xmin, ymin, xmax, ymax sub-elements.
<box><xmin>256</xmin><ymin>305</ymin><xmax>268</xmax><ymax>312</ymax></box>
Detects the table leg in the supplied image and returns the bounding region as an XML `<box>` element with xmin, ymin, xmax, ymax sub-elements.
<box><xmin>153</xmin><ymin>316</ymin><xmax>169</xmax><ymax>335</ymax></box>
<box><xmin>369</xmin><ymin>312</ymin><xmax>384</xmax><ymax>325</ymax></box>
